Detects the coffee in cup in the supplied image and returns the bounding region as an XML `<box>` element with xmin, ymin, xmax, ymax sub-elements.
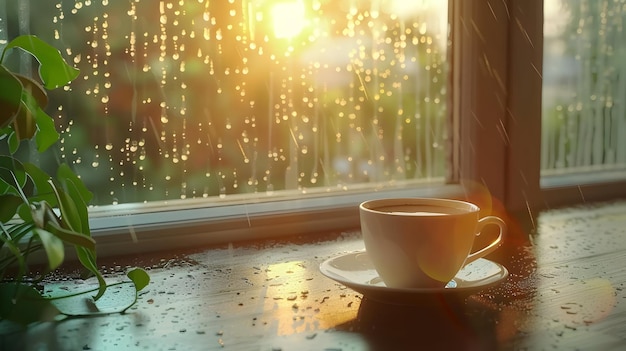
<box><xmin>359</xmin><ymin>198</ymin><xmax>506</xmax><ymax>289</ymax></box>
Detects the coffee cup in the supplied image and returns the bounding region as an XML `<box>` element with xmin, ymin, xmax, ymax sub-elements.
<box><xmin>359</xmin><ymin>198</ymin><xmax>506</xmax><ymax>289</ymax></box>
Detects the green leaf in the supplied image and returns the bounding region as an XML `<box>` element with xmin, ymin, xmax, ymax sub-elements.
<box><xmin>0</xmin><ymin>194</ymin><xmax>23</xmax><ymax>222</ymax></box>
<box><xmin>127</xmin><ymin>268</ymin><xmax>150</xmax><ymax>292</ymax></box>
<box><xmin>0</xmin><ymin>283</ymin><xmax>61</xmax><ymax>325</ymax></box>
<box><xmin>7</xmin><ymin>129</ymin><xmax>19</xmax><ymax>154</ymax></box>
<box><xmin>0</xmin><ymin>233</ymin><xmax>26</xmax><ymax>279</ymax></box>
<box><xmin>57</xmin><ymin>165</ymin><xmax>93</xmax><ymax>238</ymax></box>
<box><xmin>12</xmin><ymin>99</ymin><xmax>37</xmax><ymax>141</ymax></box>
<box><xmin>48</xmin><ymin>179</ymin><xmax>82</xmax><ymax>233</ymax></box>
<box><xmin>0</xmin><ymin>125</ymin><xmax>11</xmax><ymax>140</ymax></box>
<box><xmin>33</xmin><ymin>228</ymin><xmax>65</xmax><ymax>270</ymax></box>
<box><xmin>23</xmin><ymin>162</ymin><xmax>56</xmax><ymax>204</ymax></box>
<box><xmin>14</xmin><ymin>73</ymin><xmax>48</xmax><ymax>108</ymax></box>
<box><xmin>43</xmin><ymin>219</ymin><xmax>96</xmax><ymax>251</ymax></box>
<box><xmin>57</xmin><ymin>163</ymin><xmax>93</xmax><ymax>213</ymax></box>
<box><xmin>4</xmin><ymin>35</ymin><xmax>79</xmax><ymax>90</ymax></box>
<box><xmin>30</xmin><ymin>201</ymin><xmax>95</xmax><ymax>251</ymax></box>
<box><xmin>0</xmin><ymin>222</ymin><xmax>34</xmax><ymax>246</ymax></box>
<box><xmin>0</xmin><ymin>156</ymin><xmax>27</xmax><ymax>195</ymax></box>
<box><xmin>9</xmin><ymin>76</ymin><xmax>50</xmax><ymax>144</ymax></box>
<box><xmin>0</xmin><ymin>65</ymin><xmax>23</xmax><ymax>129</ymax></box>
<box><xmin>15</xmin><ymin>87</ymin><xmax>58</xmax><ymax>151</ymax></box>
<box><xmin>34</xmin><ymin>106</ymin><xmax>60</xmax><ymax>152</ymax></box>
<box><xmin>75</xmin><ymin>246</ymin><xmax>106</xmax><ymax>300</ymax></box>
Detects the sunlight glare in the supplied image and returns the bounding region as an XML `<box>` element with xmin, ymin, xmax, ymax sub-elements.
<box><xmin>272</xmin><ymin>1</ymin><xmax>306</xmax><ymax>39</ymax></box>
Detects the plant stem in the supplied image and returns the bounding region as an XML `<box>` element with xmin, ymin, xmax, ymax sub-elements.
<box><xmin>43</xmin><ymin>280</ymin><xmax>133</xmax><ymax>301</ymax></box>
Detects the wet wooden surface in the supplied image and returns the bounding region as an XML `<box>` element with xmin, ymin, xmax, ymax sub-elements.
<box><xmin>2</xmin><ymin>200</ymin><xmax>626</xmax><ymax>350</ymax></box>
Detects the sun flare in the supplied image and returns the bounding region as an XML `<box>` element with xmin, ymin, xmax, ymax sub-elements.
<box><xmin>271</xmin><ymin>1</ymin><xmax>306</xmax><ymax>39</ymax></box>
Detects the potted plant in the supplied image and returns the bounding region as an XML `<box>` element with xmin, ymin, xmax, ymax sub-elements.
<box><xmin>0</xmin><ymin>35</ymin><xmax>149</xmax><ymax>325</ymax></box>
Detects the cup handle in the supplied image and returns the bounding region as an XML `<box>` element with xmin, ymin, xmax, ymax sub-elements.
<box><xmin>464</xmin><ymin>216</ymin><xmax>506</xmax><ymax>265</ymax></box>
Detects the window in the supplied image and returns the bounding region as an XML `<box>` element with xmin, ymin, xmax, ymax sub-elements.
<box><xmin>452</xmin><ymin>0</ymin><xmax>626</xmax><ymax>215</ymax></box>
<box><xmin>536</xmin><ymin>0</ymin><xmax>626</xmax><ymax>206</ymax></box>
<box><xmin>3</xmin><ymin>0</ymin><xmax>625</xmax><ymax>255</ymax></box>
<box><xmin>2</xmin><ymin>1</ymin><xmax>460</xmax><ymax>254</ymax></box>
<box><xmin>3</xmin><ymin>1</ymin><xmax>449</xmax><ymax>203</ymax></box>
<box><xmin>541</xmin><ymin>0</ymin><xmax>626</xmax><ymax>189</ymax></box>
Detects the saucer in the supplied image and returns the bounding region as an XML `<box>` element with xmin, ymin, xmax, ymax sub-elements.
<box><xmin>319</xmin><ymin>251</ymin><xmax>508</xmax><ymax>305</ymax></box>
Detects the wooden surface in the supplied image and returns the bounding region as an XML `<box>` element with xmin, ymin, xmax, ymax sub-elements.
<box><xmin>2</xmin><ymin>200</ymin><xmax>626</xmax><ymax>350</ymax></box>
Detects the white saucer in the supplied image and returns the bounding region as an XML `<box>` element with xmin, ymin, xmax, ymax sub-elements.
<box><xmin>319</xmin><ymin>251</ymin><xmax>508</xmax><ymax>305</ymax></box>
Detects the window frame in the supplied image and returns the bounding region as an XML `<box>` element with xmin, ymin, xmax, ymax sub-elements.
<box><xmin>502</xmin><ymin>0</ymin><xmax>626</xmax><ymax>211</ymax></box>
<box><xmin>453</xmin><ymin>0</ymin><xmax>545</xmax><ymax>215</ymax></box>
<box><xmin>89</xmin><ymin>181</ymin><xmax>464</xmax><ymax>255</ymax></box>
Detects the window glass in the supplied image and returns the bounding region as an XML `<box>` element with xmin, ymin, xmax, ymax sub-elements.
<box><xmin>2</xmin><ymin>0</ymin><xmax>448</xmax><ymax>207</ymax></box>
<box><xmin>542</xmin><ymin>0</ymin><xmax>626</xmax><ymax>177</ymax></box>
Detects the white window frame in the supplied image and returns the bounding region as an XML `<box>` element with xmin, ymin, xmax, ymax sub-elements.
<box><xmin>89</xmin><ymin>182</ymin><xmax>463</xmax><ymax>255</ymax></box>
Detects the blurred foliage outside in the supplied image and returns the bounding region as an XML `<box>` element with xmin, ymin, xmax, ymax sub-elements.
<box><xmin>542</xmin><ymin>0</ymin><xmax>626</xmax><ymax>172</ymax></box>
<box><xmin>2</xmin><ymin>0</ymin><xmax>448</xmax><ymax>206</ymax></box>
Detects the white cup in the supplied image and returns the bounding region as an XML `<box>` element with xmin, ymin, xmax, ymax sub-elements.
<box><xmin>359</xmin><ymin>198</ymin><xmax>506</xmax><ymax>289</ymax></box>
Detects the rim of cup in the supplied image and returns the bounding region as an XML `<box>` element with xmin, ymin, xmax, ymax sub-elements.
<box><xmin>359</xmin><ymin>197</ymin><xmax>480</xmax><ymax>216</ymax></box>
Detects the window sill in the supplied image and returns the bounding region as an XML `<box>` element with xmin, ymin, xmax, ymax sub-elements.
<box><xmin>88</xmin><ymin>180</ymin><xmax>463</xmax><ymax>257</ymax></box>
<box><xmin>540</xmin><ymin>167</ymin><xmax>626</xmax><ymax>208</ymax></box>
